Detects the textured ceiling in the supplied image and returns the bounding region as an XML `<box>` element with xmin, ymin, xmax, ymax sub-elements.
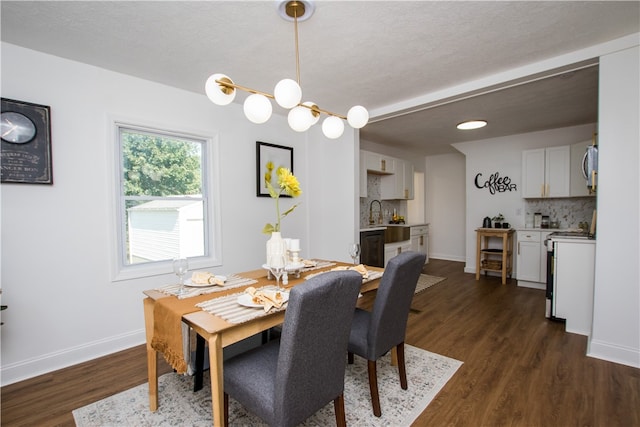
<box><xmin>1</xmin><ymin>1</ymin><xmax>638</xmax><ymax>155</ymax></box>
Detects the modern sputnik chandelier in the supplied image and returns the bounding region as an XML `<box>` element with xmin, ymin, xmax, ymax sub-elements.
<box><xmin>204</xmin><ymin>0</ymin><xmax>369</xmax><ymax>139</ymax></box>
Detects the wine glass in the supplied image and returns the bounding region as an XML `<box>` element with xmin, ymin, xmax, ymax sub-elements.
<box><xmin>172</xmin><ymin>257</ymin><xmax>189</xmax><ymax>296</ymax></box>
<box><xmin>268</xmin><ymin>252</ymin><xmax>287</xmax><ymax>292</ymax></box>
<box><xmin>348</xmin><ymin>243</ymin><xmax>361</xmax><ymax>265</ymax></box>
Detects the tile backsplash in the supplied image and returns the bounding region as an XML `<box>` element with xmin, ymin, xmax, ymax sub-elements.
<box><xmin>359</xmin><ymin>174</ymin><xmax>402</xmax><ymax>227</ymax></box>
<box><xmin>525</xmin><ymin>197</ymin><xmax>597</xmax><ymax>229</ymax></box>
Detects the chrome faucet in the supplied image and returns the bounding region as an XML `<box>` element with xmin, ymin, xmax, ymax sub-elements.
<box><xmin>369</xmin><ymin>199</ymin><xmax>382</xmax><ymax>225</ymax></box>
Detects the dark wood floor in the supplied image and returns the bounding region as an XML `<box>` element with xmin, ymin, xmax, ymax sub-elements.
<box><xmin>2</xmin><ymin>259</ymin><xmax>639</xmax><ymax>426</ymax></box>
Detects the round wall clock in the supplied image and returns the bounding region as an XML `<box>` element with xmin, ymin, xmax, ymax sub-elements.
<box><xmin>1</xmin><ymin>98</ymin><xmax>53</xmax><ymax>184</ymax></box>
<box><xmin>1</xmin><ymin>111</ymin><xmax>37</xmax><ymax>144</ymax></box>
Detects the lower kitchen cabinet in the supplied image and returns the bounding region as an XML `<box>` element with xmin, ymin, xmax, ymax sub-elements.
<box><xmin>384</xmin><ymin>240</ymin><xmax>412</xmax><ymax>267</ymax></box>
<box><xmin>360</xmin><ymin>229</ymin><xmax>385</xmax><ymax>268</ymax></box>
<box><xmin>410</xmin><ymin>225</ymin><xmax>429</xmax><ymax>264</ymax></box>
<box><xmin>516</xmin><ymin>230</ymin><xmax>552</xmax><ymax>289</ymax></box>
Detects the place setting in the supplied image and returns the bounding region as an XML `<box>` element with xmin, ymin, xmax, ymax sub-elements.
<box><xmin>156</xmin><ymin>257</ymin><xmax>257</xmax><ymax>299</ymax></box>
<box><xmin>196</xmin><ymin>252</ymin><xmax>292</xmax><ymax>323</ymax></box>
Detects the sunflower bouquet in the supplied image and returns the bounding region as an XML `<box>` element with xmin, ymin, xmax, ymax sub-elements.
<box><xmin>262</xmin><ymin>161</ymin><xmax>302</xmax><ymax>234</ymax></box>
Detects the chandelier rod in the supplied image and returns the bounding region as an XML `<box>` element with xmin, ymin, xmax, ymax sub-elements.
<box><xmin>213</xmin><ymin>79</ymin><xmax>348</xmax><ymax>120</ymax></box>
<box><xmin>293</xmin><ymin>2</ymin><xmax>301</xmax><ymax>86</ymax></box>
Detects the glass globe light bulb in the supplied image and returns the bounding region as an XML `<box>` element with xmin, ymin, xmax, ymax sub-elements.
<box><xmin>243</xmin><ymin>94</ymin><xmax>273</xmax><ymax>124</ymax></box>
<box><xmin>288</xmin><ymin>106</ymin><xmax>312</xmax><ymax>132</ymax></box>
<box><xmin>347</xmin><ymin>105</ymin><xmax>369</xmax><ymax>129</ymax></box>
<box><xmin>205</xmin><ymin>73</ymin><xmax>236</xmax><ymax>106</ymax></box>
<box><xmin>322</xmin><ymin>116</ymin><xmax>345</xmax><ymax>139</ymax></box>
<box><xmin>274</xmin><ymin>79</ymin><xmax>302</xmax><ymax>109</ymax></box>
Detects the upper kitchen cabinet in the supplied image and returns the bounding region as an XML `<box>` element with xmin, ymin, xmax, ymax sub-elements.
<box><xmin>381</xmin><ymin>159</ymin><xmax>414</xmax><ymax>200</ymax></box>
<box><xmin>522</xmin><ymin>146</ymin><xmax>570</xmax><ymax>198</ymax></box>
<box><xmin>365</xmin><ymin>151</ymin><xmax>395</xmax><ymax>174</ymax></box>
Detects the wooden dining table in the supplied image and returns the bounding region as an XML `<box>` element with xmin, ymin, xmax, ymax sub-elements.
<box><xmin>143</xmin><ymin>260</ymin><xmax>384</xmax><ymax>426</ymax></box>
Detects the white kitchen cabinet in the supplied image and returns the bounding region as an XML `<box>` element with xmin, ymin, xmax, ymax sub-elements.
<box><xmin>381</xmin><ymin>159</ymin><xmax>414</xmax><ymax>200</ymax></box>
<box><xmin>365</xmin><ymin>151</ymin><xmax>395</xmax><ymax>174</ymax></box>
<box><xmin>522</xmin><ymin>146</ymin><xmax>570</xmax><ymax>198</ymax></box>
<box><xmin>516</xmin><ymin>231</ymin><xmax>541</xmax><ymax>282</ymax></box>
<box><xmin>516</xmin><ymin>230</ymin><xmax>552</xmax><ymax>289</ymax></box>
<box><xmin>553</xmin><ymin>239</ymin><xmax>595</xmax><ymax>336</ymax></box>
<box><xmin>403</xmin><ymin>161</ymin><xmax>415</xmax><ymax>199</ymax></box>
<box><xmin>384</xmin><ymin>240</ymin><xmax>412</xmax><ymax>267</ymax></box>
<box><xmin>410</xmin><ymin>225</ymin><xmax>429</xmax><ymax>264</ymax></box>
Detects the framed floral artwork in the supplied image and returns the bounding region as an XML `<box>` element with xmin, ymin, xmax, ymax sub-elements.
<box><xmin>256</xmin><ymin>141</ymin><xmax>293</xmax><ymax>197</ymax></box>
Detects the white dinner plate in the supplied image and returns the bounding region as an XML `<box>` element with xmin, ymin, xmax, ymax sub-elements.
<box><xmin>184</xmin><ymin>275</ymin><xmax>227</xmax><ymax>288</ymax></box>
<box><xmin>237</xmin><ymin>291</ymin><xmax>289</xmax><ymax>308</ymax></box>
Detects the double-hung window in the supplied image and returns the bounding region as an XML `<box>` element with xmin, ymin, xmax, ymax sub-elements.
<box><xmin>112</xmin><ymin>123</ymin><xmax>220</xmax><ymax>280</ymax></box>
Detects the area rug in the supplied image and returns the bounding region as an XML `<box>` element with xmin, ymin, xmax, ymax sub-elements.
<box><xmin>414</xmin><ymin>274</ymin><xmax>447</xmax><ymax>294</ymax></box>
<box><xmin>73</xmin><ymin>345</ymin><xmax>462</xmax><ymax>426</ymax></box>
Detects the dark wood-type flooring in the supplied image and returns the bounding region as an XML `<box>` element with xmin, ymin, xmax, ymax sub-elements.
<box><xmin>2</xmin><ymin>259</ymin><xmax>639</xmax><ymax>426</ymax></box>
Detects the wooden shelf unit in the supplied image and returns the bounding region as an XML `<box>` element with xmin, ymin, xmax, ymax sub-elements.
<box><xmin>475</xmin><ymin>228</ymin><xmax>515</xmax><ymax>285</ymax></box>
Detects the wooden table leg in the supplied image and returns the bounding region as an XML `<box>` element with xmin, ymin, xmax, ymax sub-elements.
<box><xmin>143</xmin><ymin>297</ymin><xmax>159</xmax><ymax>411</ymax></box>
<box><xmin>502</xmin><ymin>233</ymin><xmax>507</xmax><ymax>284</ymax></box>
<box><xmin>475</xmin><ymin>232</ymin><xmax>482</xmax><ymax>280</ymax></box>
<box><xmin>208</xmin><ymin>333</ymin><xmax>224</xmax><ymax>427</ymax></box>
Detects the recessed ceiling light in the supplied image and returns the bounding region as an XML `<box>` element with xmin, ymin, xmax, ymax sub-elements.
<box><xmin>457</xmin><ymin>120</ymin><xmax>487</xmax><ymax>130</ymax></box>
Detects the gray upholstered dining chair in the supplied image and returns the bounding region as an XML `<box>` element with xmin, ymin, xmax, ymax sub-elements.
<box><xmin>347</xmin><ymin>251</ymin><xmax>426</xmax><ymax>417</ymax></box>
<box><xmin>223</xmin><ymin>270</ymin><xmax>362</xmax><ymax>427</ymax></box>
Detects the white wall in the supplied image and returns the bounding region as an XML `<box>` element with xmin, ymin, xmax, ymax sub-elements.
<box><xmin>305</xmin><ymin>126</ymin><xmax>359</xmax><ymax>263</ymax></box>
<box><xmin>425</xmin><ymin>153</ymin><xmax>466</xmax><ymax>261</ymax></box>
<box><xmin>0</xmin><ymin>43</ymin><xmax>357</xmax><ymax>384</ymax></box>
<box><xmin>588</xmin><ymin>46</ymin><xmax>640</xmax><ymax>368</ymax></box>
<box><xmin>453</xmin><ymin>124</ymin><xmax>597</xmax><ymax>273</ymax></box>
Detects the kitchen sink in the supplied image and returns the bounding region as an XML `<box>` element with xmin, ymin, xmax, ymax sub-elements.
<box><xmin>384</xmin><ymin>226</ymin><xmax>410</xmax><ymax>243</ymax></box>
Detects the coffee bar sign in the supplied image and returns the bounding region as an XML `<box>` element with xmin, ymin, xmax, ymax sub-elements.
<box><xmin>474</xmin><ymin>171</ymin><xmax>517</xmax><ymax>194</ymax></box>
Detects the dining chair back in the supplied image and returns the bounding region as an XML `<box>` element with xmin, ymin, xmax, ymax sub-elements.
<box><xmin>223</xmin><ymin>270</ymin><xmax>362</xmax><ymax>427</ymax></box>
<box><xmin>347</xmin><ymin>250</ymin><xmax>426</xmax><ymax>416</ymax></box>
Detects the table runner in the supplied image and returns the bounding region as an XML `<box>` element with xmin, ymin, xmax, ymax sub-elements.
<box><xmin>299</xmin><ymin>260</ymin><xmax>336</xmax><ymax>272</ymax></box>
<box><xmin>150</xmin><ymin>275</ymin><xmax>257</xmax><ymax>373</ymax></box>
<box><xmin>156</xmin><ymin>275</ymin><xmax>258</xmax><ymax>299</ymax></box>
<box><xmin>196</xmin><ymin>286</ymin><xmax>287</xmax><ymax>324</ymax></box>
<box><xmin>305</xmin><ymin>269</ymin><xmax>383</xmax><ymax>283</ymax></box>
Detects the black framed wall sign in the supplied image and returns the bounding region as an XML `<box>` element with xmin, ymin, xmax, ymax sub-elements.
<box><xmin>1</xmin><ymin>98</ymin><xmax>53</xmax><ymax>184</ymax></box>
<box><xmin>256</xmin><ymin>141</ymin><xmax>293</xmax><ymax>197</ymax></box>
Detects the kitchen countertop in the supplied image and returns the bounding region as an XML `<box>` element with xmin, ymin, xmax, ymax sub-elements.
<box><xmin>515</xmin><ymin>227</ymin><xmax>570</xmax><ymax>232</ymax></box>
<box><xmin>550</xmin><ymin>236</ymin><xmax>596</xmax><ymax>243</ymax></box>
<box><xmin>360</xmin><ymin>223</ymin><xmax>429</xmax><ymax>232</ymax></box>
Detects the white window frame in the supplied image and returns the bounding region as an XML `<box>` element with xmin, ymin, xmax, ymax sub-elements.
<box><xmin>108</xmin><ymin>118</ymin><xmax>222</xmax><ymax>281</ymax></box>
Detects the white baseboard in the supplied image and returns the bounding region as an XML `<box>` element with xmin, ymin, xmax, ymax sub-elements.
<box><xmin>587</xmin><ymin>338</ymin><xmax>640</xmax><ymax>368</ymax></box>
<box><xmin>517</xmin><ymin>280</ymin><xmax>546</xmax><ymax>290</ymax></box>
<box><xmin>0</xmin><ymin>329</ymin><xmax>145</xmax><ymax>386</ymax></box>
